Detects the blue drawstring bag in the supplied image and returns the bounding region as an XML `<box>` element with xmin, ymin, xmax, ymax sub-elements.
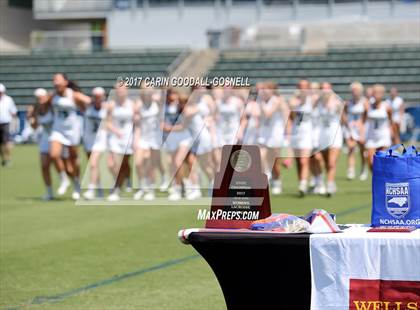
<box><xmin>371</xmin><ymin>145</ymin><xmax>420</xmax><ymax>227</ymax></box>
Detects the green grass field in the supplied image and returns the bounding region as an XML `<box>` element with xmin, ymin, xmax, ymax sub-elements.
<box><xmin>0</xmin><ymin>145</ymin><xmax>372</xmax><ymax>310</ymax></box>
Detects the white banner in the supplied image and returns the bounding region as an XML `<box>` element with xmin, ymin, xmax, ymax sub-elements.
<box><xmin>310</xmin><ymin>226</ymin><xmax>420</xmax><ymax>310</ymax></box>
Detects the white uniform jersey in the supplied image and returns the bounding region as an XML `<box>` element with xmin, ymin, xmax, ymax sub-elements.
<box><xmin>187</xmin><ymin>103</ymin><xmax>212</xmax><ymax>155</ymax></box>
<box><xmin>291</xmin><ymin>96</ymin><xmax>313</xmax><ymax>150</ymax></box>
<box><xmin>388</xmin><ymin>96</ymin><xmax>403</xmax><ymax>124</ymax></box>
<box><xmin>162</xmin><ymin>103</ymin><xmax>191</xmax><ymax>153</ymax></box>
<box><xmin>109</xmin><ymin>99</ymin><xmax>134</xmax><ymax>155</ymax></box>
<box><xmin>318</xmin><ymin>99</ymin><xmax>343</xmax><ymax>149</ymax></box>
<box><xmin>50</xmin><ymin>88</ymin><xmax>81</xmax><ymax>146</ymax></box>
<box><xmin>344</xmin><ymin>97</ymin><xmax>366</xmax><ymax>141</ymax></box>
<box><xmin>198</xmin><ymin>97</ymin><xmax>218</xmax><ymax>148</ymax></box>
<box><xmin>365</xmin><ymin>102</ymin><xmax>391</xmax><ymax>149</ymax></box>
<box><xmin>260</xmin><ymin>96</ymin><xmax>285</xmax><ymax>148</ymax></box>
<box><xmin>242</xmin><ymin>102</ymin><xmax>259</xmax><ymax>145</ymax></box>
<box><xmin>0</xmin><ymin>95</ymin><xmax>17</xmax><ymax>124</ymax></box>
<box><xmin>137</xmin><ymin>101</ymin><xmax>161</xmax><ymax>150</ymax></box>
<box><xmin>83</xmin><ymin>104</ymin><xmax>107</xmax><ymax>153</ymax></box>
<box><xmin>37</xmin><ymin>109</ymin><xmax>54</xmax><ymax>153</ymax></box>
<box><xmin>197</xmin><ymin>98</ymin><xmax>211</xmax><ymax>119</ymax></box>
<box><xmin>216</xmin><ymin>96</ymin><xmax>241</xmax><ymax>147</ymax></box>
<box><xmin>311</xmin><ymin>103</ymin><xmax>321</xmax><ymax>150</ymax></box>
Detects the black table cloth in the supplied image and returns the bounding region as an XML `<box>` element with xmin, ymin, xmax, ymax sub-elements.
<box><xmin>187</xmin><ymin>231</ymin><xmax>312</xmax><ymax>310</ymax></box>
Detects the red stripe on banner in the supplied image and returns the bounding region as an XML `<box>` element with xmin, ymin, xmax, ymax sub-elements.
<box><xmin>349</xmin><ymin>279</ymin><xmax>420</xmax><ymax>310</ymax></box>
<box><xmin>319</xmin><ymin>213</ymin><xmax>338</xmax><ymax>233</ymax></box>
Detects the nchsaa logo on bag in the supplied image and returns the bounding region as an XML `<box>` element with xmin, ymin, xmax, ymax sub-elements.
<box><xmin>385</xmin><ymin>182</ymin><xmax>410</xmax><ymax>219</ymax></box>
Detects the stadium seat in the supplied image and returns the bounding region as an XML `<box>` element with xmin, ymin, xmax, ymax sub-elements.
<box><xmin>0</xmin><ymin>49</ymin><xmax>187</xmax><ymax>106</ymax></box>
<box><xmin>207</xmin><ymin>46</ymin><xmax>420</xmax><ymax>103</ymax></box>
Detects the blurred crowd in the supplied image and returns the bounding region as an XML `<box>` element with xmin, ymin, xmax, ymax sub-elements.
<box><xmin>0</xmin><ymin>76</ymin><xmax>407</xmax><ymax>201</ymax></box>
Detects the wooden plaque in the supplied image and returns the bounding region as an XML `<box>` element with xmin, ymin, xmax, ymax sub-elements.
<box><xmin>206</xmin><ymin>145</ymin><xmax>272</xmax><ymax>229</ymax></box>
